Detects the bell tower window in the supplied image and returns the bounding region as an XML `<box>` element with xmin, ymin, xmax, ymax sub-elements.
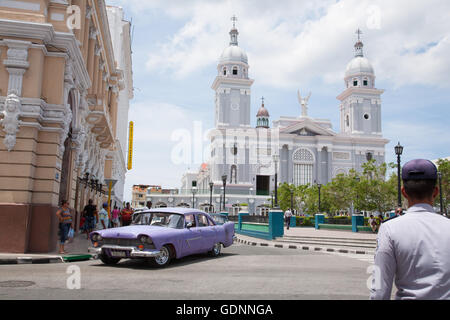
<box><xmin>233</xmin><ymin>66</ymin><xmax>238</xmax><ymax>75</ymax></box>
<box><xmin>353</xmin><ymin>80</ymin><xmax>358</xmax><ymax>87</ymax></box>
<box><xmin>223</xmin><ymin>67</ymin><xmax>227</xmax><ymax>76</ymax></box>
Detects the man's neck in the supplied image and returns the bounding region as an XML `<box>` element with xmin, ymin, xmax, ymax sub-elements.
<box><xmin>408</xmin><ymin>199</ymin><xmax>433</xmax><ymax>208</ymax></box>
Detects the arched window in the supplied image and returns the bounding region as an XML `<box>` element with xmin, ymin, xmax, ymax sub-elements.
<box><xmin>232</xmin><ymin>66</ymin><xmax>238</xmax><ymax>75</ymax></box>
<box><xmin>223</xmin><ymin>67</ymin><xmax>227</xmax><ymax>76</ymax></box>
<box><xmin>230</xmin><ymin>165</ymin><xmax>237</xmax><ymax>184</ymax></box>
<box><xmin>293</xmin><ymin>148</ymin><xmax>314</xmax><ymax>186</ymax></box>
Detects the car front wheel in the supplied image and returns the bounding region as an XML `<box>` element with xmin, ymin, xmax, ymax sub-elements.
<box><xmin>99</xmin><ymin>254</ymin><xmax>121</xmax><ymax>265</ymax></box>
<box><xmin>150</xmin><ymin>245</ymin><xmax>172</xmax><ymax>268</ymax></box>
<box><xmin>209</xmin><ymin>243</ymin><xmax>222</xmax><ymax>257</ymax></box>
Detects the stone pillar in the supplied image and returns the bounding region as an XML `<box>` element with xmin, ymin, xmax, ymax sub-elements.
<box><xmin>269</xmin><ymin>210</ymin><xmax>284</xmax><ymax>238</ymax></box>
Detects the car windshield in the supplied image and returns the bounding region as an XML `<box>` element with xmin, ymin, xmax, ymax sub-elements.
<box><xmin>132</xmin><ymin>212</ymin><xmax>184</xmax><ymax>229</ymax></box>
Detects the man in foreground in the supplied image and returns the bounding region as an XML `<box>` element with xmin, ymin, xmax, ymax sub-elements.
<box><xmin>370</xmin><ymin>159</ymin><xmax>450</xmax><ymax>300</ymax></box>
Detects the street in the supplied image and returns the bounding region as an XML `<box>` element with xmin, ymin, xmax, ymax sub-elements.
<box><xmin>0</xmin><ymin>243</ymin><xmax>373</xmax><ymax>300</ymax></box>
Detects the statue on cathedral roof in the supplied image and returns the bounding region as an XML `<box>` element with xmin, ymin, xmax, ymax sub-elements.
<box><xmin>297</xmin><ymin>90</ymin><xmax>311</xmax><ymax>117</ymax></box>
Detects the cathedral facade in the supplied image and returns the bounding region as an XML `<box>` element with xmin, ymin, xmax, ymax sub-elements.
<box><xmin>146</xmin><ymin>21</ymin><xmax>389</xmax><ymax>215</ymax></box>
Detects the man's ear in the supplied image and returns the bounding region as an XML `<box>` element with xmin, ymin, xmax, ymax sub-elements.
<box><xmin>432</xmin><ymin>186</ymin><xmax>439</xmax><ymax>201</ymax></box>
<box><xmin>401</xmin><ymin>186</ymin><xmax>409</xmax><ymax>200</ymax></box>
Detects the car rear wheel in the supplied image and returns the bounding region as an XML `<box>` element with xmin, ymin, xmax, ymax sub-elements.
<box><xmin>209</xmin><ymin>243</ymin><xmax>222</xmax><ymax>257</ymax></box>
<box><xmin>99</xmin><ymin>254</ymin><xmax>121</xmax><ymax>265</ymax></box>
<box><xmin>150</xmin><ymin>245</ymin><xmax>172</xmax><ymax>268</ymax></box>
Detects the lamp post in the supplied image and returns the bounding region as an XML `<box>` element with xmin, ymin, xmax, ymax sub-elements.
<box><xmin>271</xmin><ymin>191</ymin><xmax>274</xmax><ymax>209</ymax></box>
<box><xmin>395</xmin><ymin>142</ymin><xmax>404</xmax><ymax>208</ymax></box>
<box><xmin>290</xmin><ymin>188</ymin><xmax>294</xmax><ymax>213</ymax></box>
<box><xmin>355</xmin><ymin>176</ymin><xmax>360</xmax><ymax>214</ymax></box>
<box><xmin>222</xmin><ymin>175</ymin><xmax>227</xmax><ymax>213</ymax></box>
<box><xmin>220</xmin><ymin>188</ymin><xmax>223</xmax><ymax>212</ymax></box>
<box><xmin>209</xmin><ymin>182</ymin><xmax>214</xmax><ymax>213</ymax></box>
<box><xmin>438</xmin><ymin>171</ymin><xmax>444</xmax><ymax>215</ymax></box>
<box><xmin>192</xmin><ymin>186</ymin><xmax>198</xmax><ymax>209</ymax></box>
<box><xmin>273</xmin><ymin>154</ymin><xmax>280</xmax><ymax>209</ymax></box>
<box><xmin>316</xmin><ymin>182</ymin><xmax>322</xmax><ymax>214</ymax></box>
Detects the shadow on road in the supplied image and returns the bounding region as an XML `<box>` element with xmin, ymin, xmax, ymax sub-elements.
<box><xmin>90</xmin><ymin>252</ymin><xmax>238</xmax><ymax>270</ymax></box>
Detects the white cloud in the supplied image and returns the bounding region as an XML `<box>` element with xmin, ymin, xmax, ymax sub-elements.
<box><xmin>115</xmin><ymin>0</ymin><xmax>450</xmax><ymax>89</ymax></box>
<box><xmin>122</xmin><ymin>101</ymin><xmax>212</xmax><ymax>200</ymax></box>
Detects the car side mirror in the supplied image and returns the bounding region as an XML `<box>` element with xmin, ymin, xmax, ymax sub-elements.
<box><xmin>186</xmin><ymin>222</ymin><xmax>194</xmax><ymax>229</ymax></box>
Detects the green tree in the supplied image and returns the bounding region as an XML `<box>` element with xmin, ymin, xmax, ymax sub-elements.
<box><xmin>358</xmin><ymin>160</ymin><xmax>397</xmax><ymax>215</ymax></box>
<box><xmin>436</xmin><ymin>159</ymin><xmax>449</xmax><ymax>213</ymax></box>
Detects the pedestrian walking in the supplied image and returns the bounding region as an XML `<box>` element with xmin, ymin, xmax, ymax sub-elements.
<box><xmin>56</xmin><ymin>200</ymin><xmax>73</xmax><ymax>254</ymax></box>
<box><xmin>370</xmin><ymin>159</ymin><xmax>450</xmax><ymax>300</ymax></box>
<box><xmin>284</xmin><ymin>209</ymin><xmax>293</xmax><ymax>230</ymax></box>
<box><xmin>368</xmin><ymin>215</ymin><xmax>378</xmax><ymax>233</ymax></box>
<box><xmin>82</xmin><ymin>199</ymin><xmax>97</xmax><ymax>239</ymax></box>
<box><xmin>121</xmin><ymin>202</ymin><xmax>134</xmax><ymax>226</ymax></box>
<box><xmin>111</xmin><ymin>205</ymin><xmax>120</xmax><ymax>228</ymax></box>
<box><xmin>97</xmin><ymin>203</ymin><xmax>110</xmax><ymax>230</ymax></box>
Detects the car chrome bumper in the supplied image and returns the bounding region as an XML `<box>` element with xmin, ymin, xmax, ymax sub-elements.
<box><xmin>88</xmin><ymin>245</ymin><xmax>162</xmax><ymax>258</ymax></box>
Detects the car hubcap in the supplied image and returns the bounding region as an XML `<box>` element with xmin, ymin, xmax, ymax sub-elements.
<box><xmin>155</xmin><ymin>247</ymin><xmax>169</xmax><ymax>265</ymax></box>
<box><xmin>214</xmin><ymin>243</ymin><xmax>221</xmax><ymax>255</ymax></box>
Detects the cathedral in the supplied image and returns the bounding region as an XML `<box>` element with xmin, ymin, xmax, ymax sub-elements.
<box><xmin>148</xmin><ymin>21</ymin><xmax>389</xmax><ymax>215</ymax></box>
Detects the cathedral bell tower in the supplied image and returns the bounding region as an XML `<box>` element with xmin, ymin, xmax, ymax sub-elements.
<box><xmin>337</xmin><ymin>29</ymin><xmax>384</xmax><ymax>136</ymax></box>
<box><xmin>212</xmin><ymin>16</ymin><xmax>254</xmax><ymax>129</ymax></box>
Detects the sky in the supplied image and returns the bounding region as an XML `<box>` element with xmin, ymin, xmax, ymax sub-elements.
<box><xmin>105</xmin><ymin>0</ymin><xmax>450</xmax><ymax>202</ymax></box>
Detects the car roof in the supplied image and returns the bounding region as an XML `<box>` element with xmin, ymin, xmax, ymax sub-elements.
<box><xmin>136</xmin><ymin>207</ymin><xmax>206</xmax><ymax>216</ymax></box>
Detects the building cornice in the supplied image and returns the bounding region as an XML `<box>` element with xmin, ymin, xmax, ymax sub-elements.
<box><xmin>0</xmin><ymin>19</ymin><xmax>92</xmax><ymax>91</ymax></box>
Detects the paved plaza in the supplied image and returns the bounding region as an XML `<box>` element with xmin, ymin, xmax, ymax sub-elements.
<box><xmin>0</xmin><ymin>242</ymin><xmax>383</xmax><ymax>300</ymax></box>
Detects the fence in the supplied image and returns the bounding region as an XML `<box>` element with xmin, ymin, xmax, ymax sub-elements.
<box><xmin>234</xmin><ymin>212</ymin><xmax>284</xmax><ymax>240</ymax></box>
<box><xmin>315</xmin><ymin>214</ymin><xmax>373</xmax><ymax>232</ymax></box>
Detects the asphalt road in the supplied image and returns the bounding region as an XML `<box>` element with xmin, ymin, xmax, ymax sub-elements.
<box><xmin>0</xmin><ymin>243</ymin><xmax>373</xmax><ymax>300</ymax></box>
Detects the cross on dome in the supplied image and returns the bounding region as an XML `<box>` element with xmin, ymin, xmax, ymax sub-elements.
<box><xmin>354</xmin><ymin>28</ymin><xmax>364</xmax><ymax>57</ymax></box>
<box><xmin>231</xmin><ymin>15</ymin><xmax>238</xmax><ymax>29</ymax></box>
<box><xmin>356</xmin><ymin>28</ymin><xmax>363</xmax><ymax>41</ymax></box>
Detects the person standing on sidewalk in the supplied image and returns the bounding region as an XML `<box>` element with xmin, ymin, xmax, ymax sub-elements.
<box><xmin>56</xmin><ymin>200</ymin><xmax>73</xmax><ymax>254</ymax></box>
<box><xmin>121</xmin><ymin>202</ymin><xmax>134</xmax><ymax>226</ymax></box>
<box><xmin>370</xmin><ymin>159</ymin><xmax>450</xmax><ymax>300</ymax></box>
<box><xmin>82</xmin><ymin>199</ymin><xmax>97</xmax><ymax>239</ymax></box>
<box><xmin>284</xmin><ymin>209</ymin><xmax>293</xmax><ymax>230</ymax></box>
<box><xmin>111</xmin><ymin>205</ymin><xmax>120</xmax><ymax>228</ymax></box>
<box><xmin>97</xmin><ymin>203</ymin><xmax>110</xmax><ymax>230</ymax></box>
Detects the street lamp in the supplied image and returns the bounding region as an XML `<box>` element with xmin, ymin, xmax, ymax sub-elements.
<box><xmin>290</xmin><ymin>188</ymin><xmax>294</xmax><ymax>213</ymax></box>
<box><xmin>355</xmin><ymin>176</ymin><xmax>360</xmax><ymax>214</ymax></box>
<box><xmin>209</xmin><ymin>182</ymin><xmax>214</xmax><ymax>213</ymax></box>
<box><xmin>192</xmin><ymin>186</ymin><xmax>198</xmax><ymax>209</ymax></box>
<box><xmin>273</xmin><ymin>154</ymin><xmax>280</xmax><ymax>209</ymax></box>
<box><xmin>438</xmin><ymin>171</ymin><xmax>444</xmax><ymax>215</ymax></box>
<box><xmin>395</xmin><ymin>142</ymin><xmax>404</xmax><ymax>208</ymax></box>
<box><xmin>222</xmin><ymin>175</ymin><xmax>227</xmax><ymax>213</ymax></box>
<box><xmin>316</xmin><ymin>182</ymin><xmax>322</xmax><ymax>214</ymax></box>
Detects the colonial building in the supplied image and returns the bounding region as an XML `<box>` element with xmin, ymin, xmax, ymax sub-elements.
<box><xmin>144</xmin><ymin>21</ymin><xmax>389</xmax><ymax>215</ymax></box>
<box><xmin>0</xmin><ymin>0</ymin><xmax>133</xmax><ymax>253</ymax></box>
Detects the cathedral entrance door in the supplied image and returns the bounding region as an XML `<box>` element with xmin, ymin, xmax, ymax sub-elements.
<box><xmin>256</xmin><ymin>176</ymin><xmax>270</xmax><ymax>196</ymax></box>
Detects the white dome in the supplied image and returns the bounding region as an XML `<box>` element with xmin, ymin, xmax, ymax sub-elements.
<box><xmin>220</xmin><ymin>45</ymin><xmax>248</xmax><ymax>64</ymax></box>
<box><xmin>345</xmin><ymin>56</ymin><xmax>374</xmax><ymax>77</ymax></box>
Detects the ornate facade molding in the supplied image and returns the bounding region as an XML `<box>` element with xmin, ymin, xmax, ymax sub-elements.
<box><xmin>1</xmin><ymin>92</ymin><xmax>22</xmax><ymax>152</ymax></box>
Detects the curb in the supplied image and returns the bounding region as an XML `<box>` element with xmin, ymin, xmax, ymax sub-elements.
<box><xmin>235</xmin><ymin>237</ymin><xmax>374</xmax><ymax>255</ymax></box>
<box><xmin>0</xmin><ymin>254</ymin><xmax>95</xmax><ymax>265</ymax></box>
<box><xmin>0</xmin><ymin>256</ymin><xmax>64</xmax><ymax>265</ymax></box>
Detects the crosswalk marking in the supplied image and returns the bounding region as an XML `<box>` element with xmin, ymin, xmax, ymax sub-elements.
<box><xmin>326</xmin><ymin>251</ymin><xmax>375</xmax><ymax>264</ymax></box>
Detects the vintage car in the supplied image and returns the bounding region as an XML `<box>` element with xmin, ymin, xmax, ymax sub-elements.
<box><xmin>88</xmin><ymin>208</ymin><xmax>236</xmax><ymax>267</ymax></box>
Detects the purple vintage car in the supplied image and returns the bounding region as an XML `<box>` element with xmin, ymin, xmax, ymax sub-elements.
<box><xmin>88</xmin><ymin>208</ymin><xmax>236</xmax><ymax>267</ymax></box>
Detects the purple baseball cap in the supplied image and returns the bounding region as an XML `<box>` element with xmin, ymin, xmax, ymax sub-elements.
<box><xmin>402</xmin><ymin>159</ymin><xmax>438</xmax><ymax>180</ymax></box>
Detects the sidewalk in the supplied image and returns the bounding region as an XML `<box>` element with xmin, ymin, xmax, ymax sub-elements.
<box><xmin>235</xmin><ymin>227</ymin><xmax>378</xmax><ymax>255</ymax></box>
<box><xmin>0</xmin><ymin>233</ymin><xmax>93</xmax><ymax>265</ymax></box>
